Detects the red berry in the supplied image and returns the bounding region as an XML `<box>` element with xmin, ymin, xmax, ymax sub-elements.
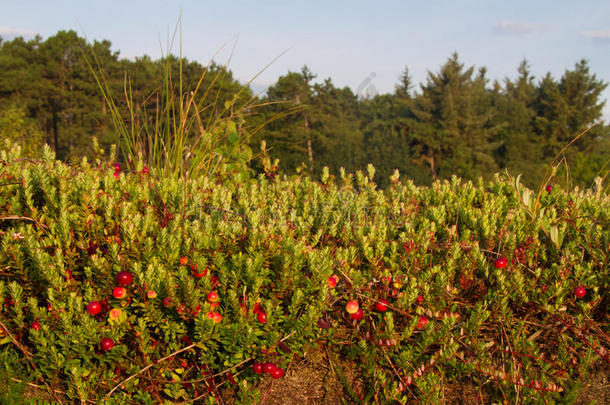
<box><xmin>271</xmin><ymin>367</ymin><xmax>284</xmax><ymax>379</ymax></box>
<box><xmin>375</xmin><ymin>299</ymin><xmax>389</xmax><ymax>312</ymax></box>
<box><xmin>113</xmin><ymin>163</ymin><xmax>121</xmax><ymax>172</ymax></box>
<box><xmin>257</xmin><ymin>311</ymin><xmax>267</xmax><ymax>324</ymax></box>
<box><xmin>30</xmin><ymin>320</ymin><xmax>41</xmax><ymax>331</ymax></box>
<box><xmin>252</xmin><ymin>362</ymin><xmax>263</xmax><ymax>374</ymax></box>
<box><xmin>101</xmin><ymin>337</ymin><xmax>114</xmax><ymax>351</ymax></box>
<box><xmin>213</xmin><ymin>312</ymin><xmax>223</xmax><ymax>323</ymax></box>
<box><xmin>87</xmin><ymin>301</ymin><xmax>102</xmax><ymax>316</ymax></box>
<box><xmin>207</xmin><ymin>291</ymin><xmax>219</xmax><ymax>303</ymax></box>
<box><xmin>116</xmin><ymin>271</ymin><xmax>133</xmax><ymax>287</ymax></box>
<box><xmin>350</xmin><ymin>308</ymin><xmax>363</xmax><ymax>321</ymax></box>
<box><xmin>416</xmin><ymin>294</ymin><xmax>424</xmax><ymax>304</ymax></box>
<box><xmin>112</xmin><ymin>287</ymin><xmax>127</xmax><ymax>299</ymax></box>
<box><xmin>416</xmin><ymin>316</ymin><xmax>429</xmax><ymax>330</ymax></box>
<box><xmin>262</xmin><ymin>362</ymin><xmax>276</xmax><ymax>374</ymax></box>
<box><xmin>546</xmin><ymin>184</ymin><xmax>552</xmax><ymax>193</ymax></box>
<box><xmin>327</xmin><ymin>274</ymin><xmax>339</xmax><ymax>289</ymax></box>
<box><xmin>494</xmin><ymin>257</ymin><xmax>508</xmax><ymax>269</ymax></box>
<box><xmin>113</xmin><ymin>171</ymin><xmax>120</xmax><ymax>180</ymax></box>
<box><xmin>109</xmin><ymin>308</ymin><xmax>122</xmax><ymax>320</ymax></box>
<box><xmin>142</xmin><ymin>166</ymin><xmax>149</xmax><ymax>174</ymax></box>
<box><xmin>179</xmin><ymin>257</ymin><xmax>188</xmax><ymax>266</ymax></box>
<box><xmin>575</xmin><ymin>286</ymin><xmax>586</xmax><ymax>298</ymax></box>
<box><xmin>345</xmin><ymin>300</ymin><xmax>359</xmax><ymax>314</ymax></box>
<box><xmin>163</xmin><ymin>297</ymin><xmax>173</xmax><ymax>308</ymax></box>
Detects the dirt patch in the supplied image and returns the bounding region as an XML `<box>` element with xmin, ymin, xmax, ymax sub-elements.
<box><xmin>574</xmin><ymin>361</ymin><xmax>610</xmax><ymax>405</ymax></box>
<box><xmin>442</xmin><ymin>381</ymin><xmax>489</xmax><ymax>404</ymax></box>
<box><xmin>251</xmin><ymin>345</ymin><xmax>361</xmax><ymax>405</ymax></box>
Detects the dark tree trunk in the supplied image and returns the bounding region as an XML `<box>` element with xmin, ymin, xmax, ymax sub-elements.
<box><xmin>51</xmin><ymin>100</ymin><xmax>60</xmax><ymax>154</ymax></box>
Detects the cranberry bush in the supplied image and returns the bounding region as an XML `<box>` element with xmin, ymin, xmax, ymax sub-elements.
<box><xmin>0</xmin><ymin>144</ymin><xmax>608</xmax><ymax>403</ymax></box>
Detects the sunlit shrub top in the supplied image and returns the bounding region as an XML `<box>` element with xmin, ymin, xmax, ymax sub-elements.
<box><xmin>0</xmin><ymin>143</ymin><xmax>608</xmax><ymax>403</ymax></box>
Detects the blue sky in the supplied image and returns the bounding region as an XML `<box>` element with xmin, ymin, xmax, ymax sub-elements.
<box><xmin>2</xmin><ymin>0</ymin><xmax>610</xmax><ymax>119</ymax></box>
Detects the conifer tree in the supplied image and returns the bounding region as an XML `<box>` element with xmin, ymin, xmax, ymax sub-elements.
<box><xmin>395</xmin><ymin>66</ymin><xmax>413</xmax><ymax>100</ymax></box>
<box><xmin>410</xmin><ymin>53</ymin><xmax>500</xmax><ymax>180</ymax></box>
<box><xmin>494</xmin><ymin>60</ymin><xmax>546</xmax><ymax>186</ymax></box>
<box><xmin>309</xmin><ymin>79</ymin><xmax>365</xmax><ymax>175</ymax></box>
<box><xmin>254</xmin><ymin>66</ymin><xmax>316</xmax><ymax>173</ymax></box>
<box><xmin>535</xmin><ymin>60</ymin><xmax>607</xmax><ymax>157</ymax></box>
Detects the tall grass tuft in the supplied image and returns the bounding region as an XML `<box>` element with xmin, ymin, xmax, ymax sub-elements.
<box><xmin>82</xmin><ymin>16</ymin><xmax>288</xmax><ymax>180</ymax></box>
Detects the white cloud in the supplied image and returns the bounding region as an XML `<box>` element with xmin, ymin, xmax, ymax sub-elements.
<box><xmin>580</xmin><ymin>29</ymin><xmax>610</xmax><ymax>39</ymax></box>
<box><xmin>580</xmin><ymin>29</ymin><xmax>610</xmax><ymax>43</ymax></box>
<box><xmin>0</xmin><ymin>26</ymin><xmax>36</xmax><ymax>40</ymax></box>
<box><xmin>494</xmin><ymin>21</ymin><xmax>554</xmax><ymax>35</ymax></box>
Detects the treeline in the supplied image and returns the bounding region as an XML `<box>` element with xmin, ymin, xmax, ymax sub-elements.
<box><xmin>256</xmin><ymin>59</ymin><xmax>609</xmax><ymax>188</ymax></box>
<box><xmin>0</xmin><ymin>30</ymin><xmax>251</xmax><ymax>161</ymax></box>
<box><xmin>1</xmin><ymin>30</ymin><xmax>608</xmax><ymax>188</ymax></box>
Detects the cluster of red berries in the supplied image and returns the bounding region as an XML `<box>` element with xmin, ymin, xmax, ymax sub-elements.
<box><xmin>345</xmin><ymin>298</ymin><xmax>429</xmax><ymax>329</ymax></box>
<box><xmin>345</xmin><ymin>300</ymin><xmax>363</xmax><ymax>320</ymax></box>
<box><xmin>206</xmin><ymin>291</ymin><xmax>222</xmax><ymax>323</ymax></box>
<box><xmin>112</xmin><ymin>163</ymin><xmax>121</xmax><ymax>179</ymax></box>
<box><xmin>112</xmin><ymin>271</ymin><xmax>133</xmax><ymax>299</ymax></box>
<box><xmin>252</xmin><ymin>361</ymin><xmax>284</xmax><ymax>379</ymax></box>
<box><xmin>84</xmin><ymin>270</ymin><xmax>134</xmax><ymax>351</ymax></box>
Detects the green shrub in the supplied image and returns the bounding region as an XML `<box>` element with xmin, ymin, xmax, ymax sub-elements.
<box><xmin>0</xmin><ymin>143</ymin><xmax>607</xmax><ymax>403</ymax></box>
<box><xmin>0</xmin><ymin>104</ymin><xmax>46</xmax><ymax>158</ymax></box>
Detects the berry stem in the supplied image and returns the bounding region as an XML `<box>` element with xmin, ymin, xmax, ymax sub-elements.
<box><xmin>105</xmin><ymin>343</ymin><xmax>198</xmax><ymax>397</ymax></box>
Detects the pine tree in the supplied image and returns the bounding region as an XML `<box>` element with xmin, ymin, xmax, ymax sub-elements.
<box><xmin>309</xmin><ymin>79</ymin><xmax>364</xmax><ymax>175</ymax></box>
<box><xmin>254</xmin><ymin>66</ymin><xmax>316</xmax><ymax>173</ymax></box>
<box><xmin>395</xmin><ymin>66</ymin><xmax>413</xmax><ymax>100</ymax></box>
<box><xmin>535</xmin><ymin>60</ymin><xmax>608</xmax><ymax>158</ymax></box>
<box><xmin>494</xmin><ymin>60</ymin><xmax>546</xmax><ymax>186</ymax></box>
<box><xmin>410</xmin><ymin>53</ymin><xmax>500</xmax><ymax>180</ymax></box>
